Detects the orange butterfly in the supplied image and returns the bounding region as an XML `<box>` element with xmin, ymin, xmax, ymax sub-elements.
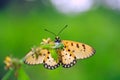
<box><xmin>24</xmin><ymin>25</ymin><xmax>95</xmax><ymax>70</ymax></box>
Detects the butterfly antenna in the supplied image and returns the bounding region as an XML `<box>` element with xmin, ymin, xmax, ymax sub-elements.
<box><xmin>57</xmin><ymin>25</ymin><xmax>68</xmax><ymax>36</ymax></box>
<box><xmin>44</xmin><ymin>29</ymin><xmax>57</xmax><ymax>36</ymax></box>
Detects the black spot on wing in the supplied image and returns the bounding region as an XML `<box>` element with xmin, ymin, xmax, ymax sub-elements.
<box><xmin>68</xmin><ymin>49</ymin><xmax>70</xmax><ymax>52</ymax></box>
<box><xmin>82</xmin><ymin>44</ymin><xmax>85</xmax><ymax>49</ymax></box>
<box><xmin>76</xmin><ymin>44</ymin><xmax>79</xmax><ymax>48</ymax></box>
<box><xmin>43</xmin><ymin>60</ymin><xmax>45</xmax><ymax>63</ymax></box>
<box><xmin>48</xmin><ymin>51</ymin><xmax>50</xmax><ymax>54</ymax></box>
<box><xmin>72</xmin><ymin>50</ymin><xmax>75</xmax><ymax>52</ymax></box>
<box><xmin>71</xmin><ymin>43</ymin><xmax>73</xmax><ymax>46</ymax></box>
<box><xmin>82</xmin><ymin>44</ymin><xmax>86</xmax><ymax>51</ymax></box>
<box><xmin>65</xmin><ymin>53</ymin><xmax>67</xmax><ymax>55</ymax></box>
<box><xmin>64</xmin><ymin>46</ymin><xmax>67</xmax><ymax>48</ymax></box>
<box><xmin>43</xmin><ymin>53</ymin><xmax>46</xmax><ymax>56</ymax></box>
<box><xmin>47</xmin><ymin>57</ymin><xmax>49</xmax><ymax>59</ymax></box>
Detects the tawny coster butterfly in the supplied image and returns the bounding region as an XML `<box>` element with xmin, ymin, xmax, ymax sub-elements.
<box><xmin>24</xmin><ymin>25</ymin><xmax>95</xmax><ymax>70</ymax></box>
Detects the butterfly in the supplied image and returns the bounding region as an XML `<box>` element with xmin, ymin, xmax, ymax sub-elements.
<box><xmin>24</xmin><ymin>25</ymin><xmax>95</xmax><ymax>70</ymax></box>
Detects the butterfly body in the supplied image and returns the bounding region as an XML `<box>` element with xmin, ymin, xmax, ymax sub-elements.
<box><xmin>24</xmin><ymin>37</ymin><xmax>95</xmax><ymax>70</ymax></box>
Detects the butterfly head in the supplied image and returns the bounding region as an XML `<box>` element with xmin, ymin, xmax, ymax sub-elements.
<box><xmin>44</xmin><ymin>25</ymin><xmax>68</xmax><ymax>43</ymax></box>
<box><xmin>55</xmin><ymin>36</ymin><xmax>61</xmax><ymax>43</ymax></box>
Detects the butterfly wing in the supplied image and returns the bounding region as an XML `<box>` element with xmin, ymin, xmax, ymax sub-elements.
<box><xmin>43</xmin><ymin>49</ymin><xmax>60</xmax><ymax>70</ymax></box>
<box><xmin>62</xmin><ymin>40</ymin><xmax>95</xmax><ymax>59</ymax></box>
<box><xmin>59</xmin><ymin>49</ymin><xmax>77</xmax><ymax>68</ymax></box>
<box><xmin>24</xmin><ymin>47</ymin><xmax>60</xmax><ymax>69</ymax></box>
<box><xmin>24</xmin><ymin>48</ymin><xmax>47</xmax><ymax>65</ymax></box>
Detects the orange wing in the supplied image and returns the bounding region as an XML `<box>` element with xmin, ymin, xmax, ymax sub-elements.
<box><xmin>61</xmin><ymin>40</ymin><xmax>95</xmax><ymax>59</ymax></box>
<box><xmin>60</xmin><ymin>48</ymin><xmax>77</xmax><ymax>68</ymax></box>
<box><xmin>24</xmin><ymin>48</ymin><xmax>45</xmax><ymax>65</ymax></box>
<box><xmin>24</xmin><ymin>47</ymin><xmax>60</xmax><ymax>70</ymax></box>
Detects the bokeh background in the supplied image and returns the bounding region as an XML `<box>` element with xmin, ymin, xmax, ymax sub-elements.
<box><xmin>0</xmin><ymin>0</ymin><xmax>120</xmax><ymax>80</ymax></box>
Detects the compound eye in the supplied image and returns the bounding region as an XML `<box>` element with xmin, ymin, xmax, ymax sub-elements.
<box><xmin>55</xmin><ymin>36</ymin><xmax>61</xmax><ymax>43</ymax></box>
<box><xmin>55</xmin><ymin>36</ymin><xmax>58</xmax><ymax>39</ymax></box>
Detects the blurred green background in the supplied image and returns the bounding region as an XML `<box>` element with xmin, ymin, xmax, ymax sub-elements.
<box><xmin>0</xmin><ymin>0</ymin><xmax>120</xmax><ymax>80</ymax></box>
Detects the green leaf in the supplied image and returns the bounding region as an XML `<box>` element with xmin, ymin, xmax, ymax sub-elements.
<box><xmin>40</xmin><ymin>44</ymin><xmax>54</xmax><ymax>49</ymax></box>
<box><xmin>50</xmin><ymin>49</ymin><xmax>58</xmax><ymax>61</ymax></box>
<box><xmin>17</xmin><ymin>67</ymin><xmax>30</xmax><ymax>80</ymax></box>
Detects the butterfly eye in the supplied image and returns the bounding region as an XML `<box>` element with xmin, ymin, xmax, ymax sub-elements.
<box><xmin>55</xmin><ymin>36</ymin><xmax>59</xmax><ymax>40</ymax></box>
<box><xmin>55</xmin><ymin>36</ymin><xmax>61</xmax><ymax>43</ymax></box>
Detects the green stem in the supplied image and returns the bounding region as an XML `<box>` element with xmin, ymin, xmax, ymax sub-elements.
<box><xmin>2</xmin><ymin>68</ymin><xmax>14</xmax><ymax>80</ymax></box>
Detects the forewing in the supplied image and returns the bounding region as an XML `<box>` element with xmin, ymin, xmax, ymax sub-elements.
<box><xmin>62</xmin><ymin>40</ymin><xmax>95</xmax><ymax>59</ymax></box>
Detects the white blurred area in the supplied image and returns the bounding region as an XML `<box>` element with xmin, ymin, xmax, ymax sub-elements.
<box><xmin>50</xmin><ymin>0</ymin><xmax>120</xmax><ymax>15</ymax></box>
<box><xmin>50</xmin><ymin>0</ymin><xmax>94</xmax><ymax>15</ymax></box>
<box><xmin>103</xmin><ymin>0</ymin><xmax>120</xmax><ymax>10</ymax></box>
